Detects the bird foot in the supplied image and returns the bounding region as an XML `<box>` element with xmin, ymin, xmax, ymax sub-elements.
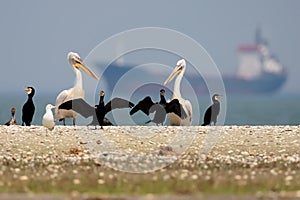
<box><xmin>86</xmin><ymin>125</ymin><xmax>99</xmax><ymax>130</ymax></box>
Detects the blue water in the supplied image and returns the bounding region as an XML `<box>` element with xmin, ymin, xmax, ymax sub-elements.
<box><xmin>0</xmin><ymin>93</ymin><xmax>299</xmax><ymax>126</ymax></box>
<box><xmin>225</xmin><ymin>95</ymin><xmax>300</xmax><ymax>125</ymax></box>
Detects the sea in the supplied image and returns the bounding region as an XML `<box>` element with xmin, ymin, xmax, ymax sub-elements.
<box><xmin>0</xmin><ymin>93</ymin><xmax>299</xmax><ymax>126</ymax></box>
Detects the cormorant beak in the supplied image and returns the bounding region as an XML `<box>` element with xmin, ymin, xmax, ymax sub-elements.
<box><xmin>73</xmin><ymin>57</ymin><xmax>99</xmax><ymax>80</ymax></box>
<box><xmin>25</xmin><ymin>88</ymin><xmax>32</xmax><ymax>94</ymax></box>
<box><xmin>164</xmin><ymin>64</ymin><xmax>183</xmax><ymax>85</ymax></box>
<box><xmin>215</xmin><ymin>95</ymin><xmax>222</xmax><ymax>100</ymax></box>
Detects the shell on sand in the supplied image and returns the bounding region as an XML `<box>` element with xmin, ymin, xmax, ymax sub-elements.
<box><xmin>1</xmin><ymin>125</ymin><xmax>299</xmax><ymax>160</ymax></box>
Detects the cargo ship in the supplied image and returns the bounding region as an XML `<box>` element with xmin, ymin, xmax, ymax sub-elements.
<box><xmin>95</xmin><ymin>28</ymin><xmax>287</xmax><ymax>95</ymax></box>
<box><xmin>222</xmin><ymin>28</ymin><xmax>287</xmax><ymax>94</ymax></box>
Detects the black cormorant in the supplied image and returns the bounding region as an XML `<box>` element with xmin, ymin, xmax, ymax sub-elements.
<box><xmin>22</xmin><ymin>87</ymin><xmax>35</xmax><ymax>126</ymax></box>
<box><xmin>5</xmin><ymin>107</ymin><xmax>17</xmax><ymax>126</ymax></box>
<box><xmin>202</xmin><ymin>94</ymin><xmax>221</xmax><ymax>126</ymax></box>
<box><xmin>159</xmin><ymin>89</ymin><xmax>167</xmax><ymax>106</ymax></box>
<box><xmin>130</xmin><ymin>89</ymin><xmax>187</xmax><ymax>125</ymax></box>
<box><xmin>58</xmin><ymin>91</ymin><xmax>134</xmax><ymax>129</ymax></box>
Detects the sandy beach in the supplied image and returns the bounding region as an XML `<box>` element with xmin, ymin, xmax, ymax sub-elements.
<box><xmin>0</xmin><ymin>125</ymin><xmax>300</xmax><ymax>199</ymax></box>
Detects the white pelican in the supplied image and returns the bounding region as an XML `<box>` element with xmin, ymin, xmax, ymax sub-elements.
<box><xmin>54</xmin><ymin>52</ymin><xmax>99</xmax><ymax>125</ymax></box>
<box><xmin>164</xmin><ymin>59</ymin><xmax>192</xmax><ymax>126</ymax></box>
<box><xmin>43</xmin><ymin>104</ymin><xmax>56</xmax><ymax>131</ymax></box>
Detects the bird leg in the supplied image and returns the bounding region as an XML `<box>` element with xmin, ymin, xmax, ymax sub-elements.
<box><xmin>86</xmin><ymin>125</ymin><xmax>96</xmax><ymax>130</ymax></box>
<box><xmin>73</xmin><ymin>118</ymin><xmax>76</xmax><ymax>126</ymax></box>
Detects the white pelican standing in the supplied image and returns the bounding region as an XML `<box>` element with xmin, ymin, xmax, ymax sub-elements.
<box><xmin>43</xmin><ymin>104</ymin><xmax>56</xmax><ymax>131</ymax></box>
<box><xmin>164</xmin><ymin>59</ymin><xmax>192</xmax><ymax>126</ymax></box>
<box><xmin>54</xmin><ymin>52</ymin><xmax>99</xmax><ymax>125</ymax></box>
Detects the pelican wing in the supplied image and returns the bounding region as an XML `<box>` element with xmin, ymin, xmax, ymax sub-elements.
<box><xmin>184</xmin><ymin>100</ymin><xmax>193</xmax><ymax>119</ymax></box>
<box><xmin>55</xmin><ymin>89</ymin><xmax>70</xmax><ymax>106</ymax></box>
<box><xmin>58</xmin><ymin>98</ymin><xmax>95</xmax><ymax>118</ymax></box>
<box><xmin>105</xmin><ymin>97</ymin><xmax>135</xmax><ymax>114</ymax></box>
<box><xmin>130</xmin><ymin>96</ymin><xmax>154</xmax><ymax>116</ymax></box>
<box><xmin>165</xmin><ymin>99</ymin><xmax>187</xmax><ymax>119</ymax></box>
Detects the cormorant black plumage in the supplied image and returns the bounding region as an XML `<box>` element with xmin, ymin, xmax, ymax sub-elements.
<box><xmin>130</xmin><ymin>89</ymin><xmax>187</xmax><ymax>125</ymax></box>
<box><xmin>22</xmin><ymin>87</ymin><xmax>35</xmax><ymax>126</ymax></box>
<box><xmin>58</xmin><ymin>91</ymin><xmax>134</xmax><ymax>129</ymax></box>
<box><xmin>5</xmin><ymin>107</ymin><xmax>17</xmax><ymax>126</ymax></box>
<box><xmin>159</xmin><ymin>89</ymin><xmax>167</xmax><ymax>106</ymax></box>
<box><xmin>202</xmin><ymin>94</ymin><xmax>221</xmax><ymax>126</ymax></box>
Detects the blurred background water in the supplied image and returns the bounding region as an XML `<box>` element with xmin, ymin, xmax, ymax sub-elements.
<box><xmin>0</xmin><ymin>93</ymin><xmax>299</xmax><ymax>126</ymax></box>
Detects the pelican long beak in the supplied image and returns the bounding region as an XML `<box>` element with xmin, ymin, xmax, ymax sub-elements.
<box><xmin>163</xmin><ymin>65</ymin><xmax>183</xmax><ymax>85</ymax></box>
<box><xmin>73</xmin><ymin>58</ymin><xmax>99</xmax><ymax>80</ymax></box>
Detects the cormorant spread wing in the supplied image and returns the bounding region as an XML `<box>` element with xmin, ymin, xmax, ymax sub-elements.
<box><xmin>58</xmin><ymin>98</ymin><xmax>95</xmax><ymax>118</ymax></box>
<box><xmin>165</xmin><ymin>99</ymin><xmax>188</xmax><ymax>119</ymax></box>
<box><xmin>129</xmin><ymin>96</ymin><xmax>155</xmax><ymax>116</ymax></box>
<box><xmin>104</xmin><ymin>97</ymin><xmax>135</xmax><ymax>114</ymax></box>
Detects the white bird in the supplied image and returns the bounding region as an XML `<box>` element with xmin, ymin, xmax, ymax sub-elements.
<box><xmin>43</xmin><ymin>104</ymin><xmax>56</xmax><ymax>131</ymax></box>
<box><xmin>164</xmin><ymin>59</ymin><xmax>193</xmax><ymax>126</ymax></box>
<box><xmin>54</xmin><ymin>52</ymin><xmax>99</xmax><ymax>125</ymax></box>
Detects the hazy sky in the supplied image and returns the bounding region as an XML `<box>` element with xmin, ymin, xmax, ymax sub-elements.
<box><xmin>0</xmin><ymin>0</ymin><xmax>299</xmax><ymax>95</ymax></box>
